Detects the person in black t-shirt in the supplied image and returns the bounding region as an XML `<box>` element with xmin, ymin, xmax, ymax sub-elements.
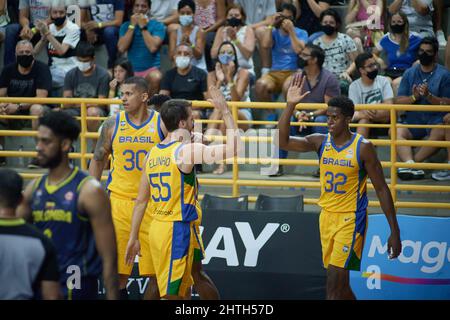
<box><xmin>0</xmin><ymin>168</ymin><xmax>61</xmax><ymax>300</ymax></box>
<box><xmin>293</xmin><ymin>0</ymin><xmax>331</xmax><ymax>36</ymax></box>
<box><xmin>0</xmin><ymin>40</ymin><xmax>52</xmax><ymax>166</ymax></box>
<box><xmin>160</xmin><ymin>42</ymin><xmax>209</xmax><ymax>119</ymax></box>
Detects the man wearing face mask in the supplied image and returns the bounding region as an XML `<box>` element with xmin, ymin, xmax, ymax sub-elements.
<box><xmin>63</xmin><ymin>42</ymin><xmax>111</xmax><ymax>138</ymax></box>
<box><xmin>117</xmin><ymin>0</ymin><xmax>166</xmax><ymax>97</ymax></box>
<box><xmin>33</xmin><ymin>4</ymin><xmax>80</xmax><ymax>95</ymax></box>
<box><xmin>0</xmin><ymin>40</ymin><xmax>52</xmax><ymax>167</ymax></box>
<box><xmin>394</xmin><ymin>37</ymin><xmax>450</xmax><ymax>181</ymax></box>
<box><xmin>349</xmin><ymin>52</ymin><xmax>393</xmax><ymax>139</ymax></box>
<box><xmin>160</xmin><ymin>43</ymin><xmax>209</xmax><ymax>119</ymax></box>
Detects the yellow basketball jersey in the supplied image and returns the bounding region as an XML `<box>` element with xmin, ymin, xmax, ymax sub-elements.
<box><xmin>145</xmin><ymin>141</ymin><xmax>200</xmax><ymax>222</ymax></box>
<box><xmin>318</xmin><ymin>133</ymin><xmax>368</xmax><ymax>213</ymax></box>
<box><xmin>106</xmin><ymin>110</ymin><xmax>164</xmax><ymax>199</ymax></box>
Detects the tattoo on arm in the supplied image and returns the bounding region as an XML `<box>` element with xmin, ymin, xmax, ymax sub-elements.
<box><xmin>93</xmin><ymin>117</ymin><xmax>115</xmax><ymax>162</ymax></box>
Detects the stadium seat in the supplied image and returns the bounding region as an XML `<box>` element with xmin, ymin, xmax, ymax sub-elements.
<box><xmin>201</xmin><ymin>194</ymin><xmax>249</xmax><ymax>211</ymax></box>
<box><xmin>255</xmin><ymin>194</ymin><xmax>304</xmax><ymax>212</ymax></box>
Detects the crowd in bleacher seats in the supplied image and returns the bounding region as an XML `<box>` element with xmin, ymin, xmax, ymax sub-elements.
<box><xmin>0</xmin><ymin>0</ymin><xmax>449</xmax><ymax>180</ymax></box>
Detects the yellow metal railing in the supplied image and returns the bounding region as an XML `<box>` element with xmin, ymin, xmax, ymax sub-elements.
<box><xmin>0</xmin><ymin>97</ymin><xmax>449</xmax><ymax>209</ymax></box>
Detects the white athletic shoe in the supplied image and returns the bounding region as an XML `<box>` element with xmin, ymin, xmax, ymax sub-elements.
<box><xmin>431</xmin><ymin>170</ymin><xmax>450</xmax><ymax>181</ymax></box>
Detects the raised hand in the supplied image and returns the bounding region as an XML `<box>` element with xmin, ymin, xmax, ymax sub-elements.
<box><xmin>286</xmin><ymin>73</ymin><xmax>310</xmax><ymax>105</ymax></box>
<box><xmin>109</xmin><ymin>78</ymin><xmax>118</xmax><ymax>91</ymax></box>
<box><xmin>138</xmin><ymin>14</ymin><xmax>148</xmax><ymax>29</ymax></box>
<box><xmin>215</xmin><ymin>62</ymin><xmax>225</xmax><ymax>84</ymax></box>
<box><xmin>208</xmin><ymin>85</ymin><xmax>229</xmax><ymax>113</ymax></box>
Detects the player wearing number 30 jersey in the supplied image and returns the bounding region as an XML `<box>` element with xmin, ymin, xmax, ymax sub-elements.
<box><xmin>277</xmin><ymin>73</ymin><xmax>402</xmax><ymax>300</ymax></box>
<box><xmin>89</xmin><ymin>77</ymin><xmax>167</xmax><ymax>299</ymax></box>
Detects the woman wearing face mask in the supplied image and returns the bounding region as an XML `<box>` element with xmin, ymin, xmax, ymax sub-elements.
<box><xmin>109</xmin><ymin>58</ymin><xmax>134</xmax><ymax>116</ymax></box>
<box><xmin>373</xmin><ymin>12</ymin><xmax>422</xmax><ymax>96</ymax></box>
<box><xmin>206</xmin><ymin>41</ymin><xmax>252</xmax><ymax>175</ymax></box>
<box><xmin>211</xmin><ymin>4</ymin><xmax>256</xmax><ymax>84</ymax></box>
<box><xmin>312</xmin><ymin>9</ymin><xmax>358</xmax><ymax>96</ymax></box>
<box><xmin>168</xmin><ymin>0</ymin><xmax>207</xmax><ymax>73</ymax></box>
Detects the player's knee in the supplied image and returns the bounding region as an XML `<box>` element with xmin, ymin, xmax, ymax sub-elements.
<box><xmin>29</xmin><ymin>104</ymin><xmax>46</xmax><ymax>116</ymax></box>
<box><xmin>87</xmin><ymin>106</ymin><xmax>102</xmax><ymax>117</ymax></box>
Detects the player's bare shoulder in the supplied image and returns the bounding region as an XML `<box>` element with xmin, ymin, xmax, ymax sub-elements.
<box><xmin>306</xmin><ymin>133</ymin><xmax>327</xmax><ymax>152</ymax></box>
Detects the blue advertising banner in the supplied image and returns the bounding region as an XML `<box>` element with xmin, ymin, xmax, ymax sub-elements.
<box><xmin>350</xmin><ymin>214</ymin><xmax>450</xmax><ymax>300</ymax></box>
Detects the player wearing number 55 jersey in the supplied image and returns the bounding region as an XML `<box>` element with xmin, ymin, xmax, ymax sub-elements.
<box><xmin>89</xmin><ymin>77</ymin><xmax>167</xmax><ymax>299</ymax></box>
<box><xmin>277</xmin><ymin>74</ymin><xmax>402</xmax><ymax>300</ymax></box>
<box><xmin>125</xmin><ymin>86</ymin><xmax>241</xmax><ymax>299</ymax></box>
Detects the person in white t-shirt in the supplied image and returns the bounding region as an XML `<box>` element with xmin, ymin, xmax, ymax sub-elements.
<box><xmin>34</xmin><ymin>4</ymin><xmax>80</xmax><ymax>93</ymax></box>
<box><xmin>349</xmin><ymin>52</ymin><xmax>394</xmax><ymax>138</ymax></box>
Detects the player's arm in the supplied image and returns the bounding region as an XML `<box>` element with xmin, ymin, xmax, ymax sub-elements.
<box><xmin>38</xmin><ymin>236</ymin><xmax>62</xmax><ymax>300</ymax></box>
<box><xmin>89</xmin><ymin>116</ymin><xmax>116</xmax><ymax>181</ymax></box>
<box><xmin>79</xmin><ymin>179</ymin><xmax>119</xmax><ymax>300</ymax></box>
<box><xmin>177</xmin><ymin>86</ymin><xmax>242</xmax><ymax>173</ymax></box>
<box><xmin>16</xmin><ymin>178</ymin><xmax>37</xmax><ymax>222</ymax></box>
<box><xmin>360</xmin><ymin>140</ymin><xmax>402</xmax><ymax>259</ymax></box>
<box><xmin>125</xmin><ymin>160</ymin><xmax>151</xmax><ymax>265</ymax></box>
<box><xmin>277</xmin><ymin>73</ymin><xmax>324</xmax><ymax>152</ymax></box>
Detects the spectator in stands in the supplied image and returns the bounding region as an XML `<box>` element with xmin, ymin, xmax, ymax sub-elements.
<box><xmin>160</xmin><ymin>42</ymin><xmax>208</xmax><ymax>119</ymax></box>
<box><xmin>33</xmin><ymin>3</ymin><xmax>80</xmax><ymax>95</ymax></box>
<box><xmin>148</xmin><ymin>93</ymin><xmax>171</xmax><ymax>112</ymax></box>
<box><xmin>292</xmin><ymin>0</ymin><xmax>331</xmax><ymax>37</ymax></box>
<box><xmin>233</xmin><ymin>0</ymin><xmax>276</xmax><ymax>26</ymax></box>
<box><xmin>388</xmin><ymin>0</ymin><xmax>434</xmax><ymax>38</ymax></box>
<box><xmin>0</xmin><ymin>168</ymin><xmax>61</xmax><ymax>300</ymax></box>
<box><xmin>373</xmin><ymin>12</ymin><xmax>422</xmax><ymax>96</ymax></box>
<box><xmin>207</xmin><ymin>41</ymin><xmax>252</xmax><ymax>174</ymax></box>
<box><xmin>117</xmin><ymin>0</ymin><xmax>165</xmax><ymax>96</ymax></box>
<box><xmin>81</xmin><ymin>0</ymin><xmax>125</xmax><ymax>71</ymax></box>
<box><xmin>312</xmin><ymin>8</ymin><xmax>358</xmax><ymax>96</ymax></box>
<box><xmin>255</xmin><ymin>3</ymin><xmax>307</xmax><ymax>103</ymax></box>
<box><xmin>194</xmin><ymin>0</ymin><xmax>226</xmax><ymax>72</ymax></box>
<box><xmin>394</xmin><ymin>37</ymin><xmax>450</xmax><ymax>180</ymax></box>
<box><xmin>234</xmin><ymin>0</ymin><xmax>276</xmax><ymax>76</ymax></box>
<box><xmin>4</xmin><ymin>0</ymin><xmax>50</xmax><ymax>66</ymax></box>
<box><xmin>0</xmin><ymin>40</ymin><xmax>52</xmax><ymax>167</ymax></box>
<box><xmin>345</xmin><ymin>0</ymin><xmax>384</xmax><ymax>53</ymax></box>
<box><xmin>211</xmin><ymin>4</ymin><xmax>256</xmax><ymax>83</ymax></box>
<box><xmin>432</xmin><ymin>0</ymin><xmax>447</xmax><ymax>46</ymax></box>
<box><xmin>149</xmin><ymin>0</ymin><xmax>180</xmax><ymax>26</ymax></box>
<box><xmin>108</xmin><ymin>57</ymin><xmax>134</xmax><ymax>116</ymax></box>
<box><xmin>168</xmin><ymin>0</ymin><xmax>207</xmax><ymax>72</ymax></box>
<box><xmin>272</xmin><ymin>43</ymin><xmax>340</xmax><ymax>177</ymax></box>
<box><xmin>63</xmin><ymin>42</ymin><xmax>110</xmax><ymax>137</ymax></box>
<box><xmin>294</xmin><ymin>44</ymin><xmax>340</xmax><ymax>135</ymax></box>
<box><xmin>349</xmin><ymin>52</ymin><xmax>393</xmax><ymax>138</ymax></box>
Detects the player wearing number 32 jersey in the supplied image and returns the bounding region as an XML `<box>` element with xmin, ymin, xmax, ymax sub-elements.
<box><xmin>277</xmin><ymin>74</ymin><xmax>402</xmax><ymax>300</ymax></box>
<box><xmin>89</xmin><ymin>77</ymin><xmax>167</xmax><ymax>299</ymax></box>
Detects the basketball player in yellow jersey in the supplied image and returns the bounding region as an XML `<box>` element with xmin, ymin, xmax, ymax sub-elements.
<box><xmin>125</xmin><ymin>86</ymin><xmax>241</xmax><ymax>299</ymax></box>
<box><xmin>89</xmin><ymin>76</ymin><xmax>167</xmax><ymax>300</ymax></box>
<box><xmin>277</xmin><ymin>74</ymin><xmax>402</xmax><ymax>300</ymax></box>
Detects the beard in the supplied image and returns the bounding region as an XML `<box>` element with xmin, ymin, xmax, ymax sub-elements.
<box><xmin>38</xmin><ymin>149</ymin><xmax>63</xmax><ymax>169</ymax></box>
